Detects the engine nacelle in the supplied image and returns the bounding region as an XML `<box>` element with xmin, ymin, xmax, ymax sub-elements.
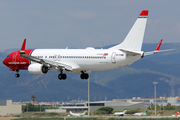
<box><xmin>28</xmin><ymin>64</ymin><xmax>48</xmax><ymax>74</ymax></box>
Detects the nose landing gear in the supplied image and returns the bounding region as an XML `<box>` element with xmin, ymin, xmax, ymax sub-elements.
<box><xmin>15</xmin><ymin>70</ymin><xmax>20</xmax><ymax>78</ymax></box>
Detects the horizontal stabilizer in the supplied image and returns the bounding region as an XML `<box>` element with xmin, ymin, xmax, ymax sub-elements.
<box><xmin>144</xmin><ymin>39</ymin><xmax>175</xmax><ymax>56</ymax></box>
<box><xmin>120</xmin><ymin>49</ymin><xmax>143</xmax><ymax>56</ymax></box>
<box><xmin>144</xmin><ymin>49</ymin><xmax>175</xmax><ymax>56</ymax></box>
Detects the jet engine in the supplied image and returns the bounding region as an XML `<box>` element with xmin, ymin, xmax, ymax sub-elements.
<box><xmin>28</xmin><ymin>64</ymin><xmax>48</xmax><ymax>74</ymax></box>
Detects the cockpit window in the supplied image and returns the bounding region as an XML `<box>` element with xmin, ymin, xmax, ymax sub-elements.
<box><xmin>7</xmin><ymin>55</ymin><xmax>10</xmax><ymax>58</ymax></box>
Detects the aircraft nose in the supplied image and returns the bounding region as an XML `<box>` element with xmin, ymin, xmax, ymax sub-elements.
<box><xmin>3</xmin><ymin>58</ymin><xmax>8</xmax><ymax>66</ymax></box>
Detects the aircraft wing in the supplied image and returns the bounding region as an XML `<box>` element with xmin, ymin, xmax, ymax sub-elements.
<box><xmin>19</xmin><ymin>39</ymin><xmax>73</xmax><ymax>71</ymax></box>
<box><xmin>144</xmin><ymin>39</ymin><xmax>174</xmax><ymax>56</ymax></box>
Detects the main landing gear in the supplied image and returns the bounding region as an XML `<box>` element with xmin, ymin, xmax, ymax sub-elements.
<box><xmin>58</xmin><ymin>71</ymin><xmax>67</xmax><ymax>80</ymax></box>
<box><xmin>58</xmin><ymin>71</ymin><xmax>89</xmax><ymax>80</ymax></box>
<box><xmin>80</xmin><ymin>71</ymin><xmax>89</xmax><ymax>79</ymax></box>
<box><xmin>15</xmin><ymin>69</ymin><xmax>20</xmax><ymax>78</ymax></box>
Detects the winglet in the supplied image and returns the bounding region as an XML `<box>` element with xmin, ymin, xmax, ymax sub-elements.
<box><xmin>155</xmin><ymin>39</ymin><xmax>163</xmax><ymax>51</ymax></box>
<box><xmin>21</xmin><ymin>39</ymin><xmax>26</xmax><ymax>51</ymax></box>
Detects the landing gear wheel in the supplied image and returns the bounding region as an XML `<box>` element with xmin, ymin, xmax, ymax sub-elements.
<box><xmin>58</xmin><ymin>74</ymin><xmax>67</xmax><ymax>80</ymax></box>
<box><xmin>85</xmin><ymin>73</ymin><xmax>89</xmax><ymax>79</ymax></box>
<box><xmin>42</xmin><ymin>66</ymin><xmax>48</xmax><ymax>74</ymax></box>
<box><xmin>80</xmin><ymin>74</ymin><xmax>85</xmax><ymax>79</ymax></box>
<box><xmin>15</xmin><ymin>73</ymin><xmax>20</xmax><ymax>78</ymax></box>
<box><xmin>80</xmin><ymin>73</ymin><xmax>89</xmax><ymax>79</ymax></box>
<box><xmin>15</xmin><ymin>70</ymin><xmax>20</xmax><ymax>78</ymax></box>
<box><xmin>62</xmin><ymin>74</ymin><xmax>67</xmax><ymax>80</ymax></box>
<box><xmin>58</xmin><ymin>74</ymin><xmax>62</xmax><ymax>80</ymax></box>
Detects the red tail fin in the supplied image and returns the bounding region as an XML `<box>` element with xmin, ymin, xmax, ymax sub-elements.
<box><xmin>139</xmin><ymin>10</ymin><xmax>149</xmax><ymax>17</ymax></box>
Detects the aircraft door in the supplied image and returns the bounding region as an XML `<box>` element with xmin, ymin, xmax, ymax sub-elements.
<box><xmin>111</xmin><ymin>52</ymin><xmax>116</xmax><ymax>64</ymax></box>
<box><xmin>54</xmin><ymin>54</ymin><xmax>57</xmax><ymax>61</ymax></box>
<box><xmin>58</xmin><ymin>54</ymin><xmax>61</xmax><ymax>61</ymax></box>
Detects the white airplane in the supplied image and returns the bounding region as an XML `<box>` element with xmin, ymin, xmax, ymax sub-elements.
<box><xmin>69</xmin><ymin>111</ymin><xmax>87</xmax><ymax>117</ymax></box>
<box><xmin>3</xmin><ymin>10</ymin><xmax>172</xmax><ymax>80</ymax></box>
<box><xmin>133</xmin><ymin>110</ymin><xmax>148</xmax><ymax>116</ymax></box>
<box><xmin>113</xmin><ymin>110</ymin><xmax>128</xmax><ymax>116</ymax></box>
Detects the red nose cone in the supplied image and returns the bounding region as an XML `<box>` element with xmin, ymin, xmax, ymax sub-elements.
<box><xmin>3</xmin><ymin>58</ymin><xmax>8</xmax><ymax>66</ymax></box>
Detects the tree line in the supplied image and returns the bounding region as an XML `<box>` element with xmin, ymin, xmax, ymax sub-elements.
<box><xmin>147</xmin><ymin>103</ymin><xmax>177</xmax><ymax>110</ymax></box>
<box><xmin>22</xmin><ymin>103</ymin><xmax>58</xmax><ymax>112</ymax></box>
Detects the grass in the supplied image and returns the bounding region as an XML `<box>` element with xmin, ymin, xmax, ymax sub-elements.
<box><xmin>146</xmin><ymin>110</ymin><xmax>177</xmax><ymax>116</ymax></box>
<box><xmin>19</xmin><ymin>112</ymin><xmax>69</xmax><ymax>118</ymax></box>
<box><xmin>9</xmin><ymin>110</ymin><xmax>180</xmax><ymax>120</ymax></box>
<box><xmin>11</xmin><ymin>117</ymin><xmax>180</xmax><ymax>120</ymax></box>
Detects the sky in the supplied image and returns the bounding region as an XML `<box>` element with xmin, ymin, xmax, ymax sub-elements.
<box><xmin>0</xmin><ymin>0</ymin><xmax>180</xmax><ymax>51</ymax></box>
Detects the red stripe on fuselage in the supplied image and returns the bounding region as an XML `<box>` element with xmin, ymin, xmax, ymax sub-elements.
<box><xmin>3</xmin><ymin>49</ymin><xmax>34</xmax><ymax>71</ymax></box>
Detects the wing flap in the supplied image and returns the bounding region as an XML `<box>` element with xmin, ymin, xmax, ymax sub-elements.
<box><xmin>43</xmin><ymin>59</ymin><xmax>73</xmax><ymax>71</ymax></box>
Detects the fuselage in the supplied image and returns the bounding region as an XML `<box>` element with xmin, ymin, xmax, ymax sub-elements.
<box><xmin>133</xmin><ymin>113</ymin><xmax>146</xmax><ymax>116</ymax></box>
<box><xmin>70</xmin><ymin>111</ymin><xmax>86</xmax><ymax>117</ymax></box>
<box><xmin>3</xmin><ymin>48</ymin><xmax>142</xmax><ymax>73</ymax></box>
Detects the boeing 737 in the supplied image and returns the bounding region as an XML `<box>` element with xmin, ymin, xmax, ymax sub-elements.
<box><xmin>69</xmin><ymin>111</ymin><xmax>87</xmax><ymax>117</ymax></box>
<box><xmin>3</xmin><ymin>10</ymin><xmax>172</xmax><ymax>80</ymax></box>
